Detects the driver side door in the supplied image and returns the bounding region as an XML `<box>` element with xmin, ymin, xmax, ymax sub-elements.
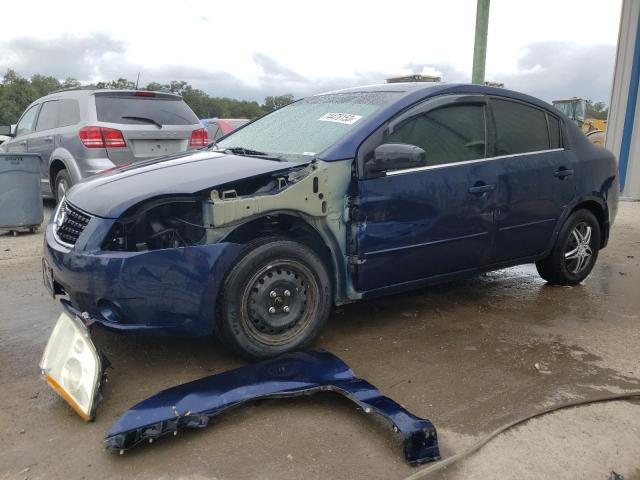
<box><xmin>353</xmin><ymin>95</ymin><xmax>497</xmax><ymax>293</ymax></box>
<box><xmin>4</xmin><ymin>103</ymin><xmax>40</xmax><ymax>153</ymax></box>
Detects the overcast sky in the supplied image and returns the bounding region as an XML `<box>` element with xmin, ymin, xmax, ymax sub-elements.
<box><xmin>0</xmin><ymin>0</ymin><xmax>622</xmax><ymax>103</ymax></box>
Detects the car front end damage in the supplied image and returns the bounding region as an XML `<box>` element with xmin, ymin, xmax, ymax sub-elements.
<box><xmin>43</xmin><ymin>156</ymin><xmax>353</xmax><ymax>336</ymax></box>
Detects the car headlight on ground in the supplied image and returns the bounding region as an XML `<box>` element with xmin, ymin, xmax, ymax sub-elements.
<box><xmin>39</xmin><ymin>312</ymin><xmax>103</xmax><ymax>421</ymax></box>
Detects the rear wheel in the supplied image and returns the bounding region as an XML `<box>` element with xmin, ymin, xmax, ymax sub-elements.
<box><xmin>536</xmin><ymin>209</ymin><xmax>600</xmax><ymax>285</ymax></box>
<box><xmin>54</xmin><ymin>169</ymin><xmax>72</xmax><ymax>203</ymax></box>
<box><xmin>216</xmin><ymin>238</ymin><xmax>332</xmax><ymax>359</ymax></box>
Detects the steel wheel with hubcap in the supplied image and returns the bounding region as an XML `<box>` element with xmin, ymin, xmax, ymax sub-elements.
<box><xmin>217</xmin><ymin>237</ymin><xmax>332</xmax><ymax>359</ymax></box>
<box><xmin>536</xmin><ymin>209</ymin><xmax>600</xmax><ymax>285</ymax></box>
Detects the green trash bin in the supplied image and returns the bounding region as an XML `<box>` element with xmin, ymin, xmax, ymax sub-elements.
<box><xmin>0</xmin><ymin>153</ymin><xmax>43</xmax><ymax>234</ymax></box>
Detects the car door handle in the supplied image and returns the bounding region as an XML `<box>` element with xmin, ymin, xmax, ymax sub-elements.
<box><xmin>44</xmin><ymin>136</ymin><xmax>53</xmax><ymax>143</ymax></box>
<box><xmin>19</xmin><ymin>140</ymin><xmax>27</xmax><ymax>146</ymax></box>
<box><xmin>554</xmin><ymin>168</ymin><xmax>574</xmax><ymax>179</ymax></box>
<box><xmin>468</xmin><ymin>183</ymin><xmax>496</xmax><ymax>195</ymax></box>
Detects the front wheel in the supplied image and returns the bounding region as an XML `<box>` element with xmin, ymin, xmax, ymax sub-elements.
<box><xmin>536</xmin><ymin>209</ymin><xmax>601</xmax><ymax>285</ymax></box>
<box><xmin>216</xmin><ymin>238</ymin><xmax>332</xmax><ymax>359</ymax></box>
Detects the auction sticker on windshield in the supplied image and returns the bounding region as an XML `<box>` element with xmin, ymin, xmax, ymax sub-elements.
<box><xmin>318</xmin><ymin>112</ymin><xmax>363</xmax><ymax>125</ymax></box>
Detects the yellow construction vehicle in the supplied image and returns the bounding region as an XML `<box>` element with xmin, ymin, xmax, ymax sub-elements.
<box><xmin>552</xmin><ymin>97</ymin><xmax>606</xmax><ymax>146</ymax></box>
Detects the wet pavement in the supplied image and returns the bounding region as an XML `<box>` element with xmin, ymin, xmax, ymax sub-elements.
<box><xmin>1</xmin><ymin>201</ymin><xmax>639</xmax><ymax>479</ymax></box>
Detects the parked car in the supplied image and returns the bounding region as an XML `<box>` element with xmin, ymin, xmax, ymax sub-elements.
<box><xmin>43</xmin><ymin>83</ymin><xmax>619</xmax><ymax>359</ymax></box>
<box><xmin>202</xmin><ymin>118</ymin><xmax>249</xmax><ymax>141</ymax></box>
<box><xmin>0</xmin><ymin>89</ymin><xmax>207</xmax><ymax>201</ymax></box>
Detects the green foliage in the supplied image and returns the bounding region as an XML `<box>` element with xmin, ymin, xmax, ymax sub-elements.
<box><xmin>0</xmin><ymin>69</ymin><xmax>294</xmax><ymax>125</ymax></box>
<box><xmin>263</xmin><ymin>94</ymin><xmax>295</xmax><ymax>112</ymax></box>
<box><xmin>585</xmin><ymin>100</ymin><xmax>608</xmax><ymax>120</ymax></box>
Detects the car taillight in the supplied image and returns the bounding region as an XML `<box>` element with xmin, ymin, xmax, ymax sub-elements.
<box><xmin>79</xmin><ymin>127</ymin><xmax>126</xmax><ymax>149</ymax></box>
<box><xmin>189</xmin><ymin>128</ymin><xmax>208</xmax><ymax>148</ymax></box>
<box><xmin>134</xmin><ymin>91</ymin><xmax>155</xmax><ymax>97</ymax></box>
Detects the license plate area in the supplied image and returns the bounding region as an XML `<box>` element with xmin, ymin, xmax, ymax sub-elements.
<box><xmin>130</xmin><ymin>139</ymin><xmax>183</xmax><ymax>157</ymax></box>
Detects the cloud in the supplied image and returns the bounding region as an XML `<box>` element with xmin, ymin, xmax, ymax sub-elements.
<box><xmin>495</xmin><ymin>42</ymin><xmax>616</xmax><ymax>103</ymax></box>
<box><xmin>0</xmin><ymin>34</ymin><xmax>616</xmax><ymax>104</ymax></box>
<box><xmin>0</xmin><ymin>33</ymin><xmax>127</xmax><ymax>81</ymax></box>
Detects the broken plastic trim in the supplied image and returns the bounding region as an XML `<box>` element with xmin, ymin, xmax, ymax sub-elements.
<box><xmin>104</xmin><ymin>350</ymin><xmax>440</xmax><ymax>465</ymax></box>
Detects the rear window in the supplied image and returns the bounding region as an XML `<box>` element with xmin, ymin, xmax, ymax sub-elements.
<box><xmin>95</xmin><ymin>95</ymin><xmax>199</xmax><ymax>126</ymax></box>
<box><xmin>492</xmin><ymin>98</ymin><xmax>549</xmax><ymax>155</ymax></box>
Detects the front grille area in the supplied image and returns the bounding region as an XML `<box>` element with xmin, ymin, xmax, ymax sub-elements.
<box><xmin>55</xmin><ymin>201</ymin><xmax>91</xmax><ymax>246</ymax></box>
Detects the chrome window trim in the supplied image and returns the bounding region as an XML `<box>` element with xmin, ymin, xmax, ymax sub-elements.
<box><xmin>385</xmin><ymin>148</ymin><xmax>565</xmax><ymax>176</ymax></box>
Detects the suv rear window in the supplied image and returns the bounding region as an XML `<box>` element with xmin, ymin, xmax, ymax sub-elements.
<box><xmin>95</xmin><ymin>94</ymin><xmax>199</xmax><ymax>126</ymax></box>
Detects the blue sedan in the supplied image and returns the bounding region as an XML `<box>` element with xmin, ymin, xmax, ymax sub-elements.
<box><xmin>43</xmin><ymin>82</ymin><xmax>619</xmax><ymax>359</ymax></box>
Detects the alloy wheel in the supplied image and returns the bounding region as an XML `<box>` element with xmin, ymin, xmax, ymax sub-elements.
<box><xmin>564</xmin><ymin>221</ymin><xmax>593</xmax><ymax>274</ymax></box>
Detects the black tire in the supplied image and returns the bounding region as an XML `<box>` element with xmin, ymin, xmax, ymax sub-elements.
<box><xmin>216</xmin><ymin>237</ymin><xmax>332</xmax><ymax>359</ymax></box>
<box><xmin>54</xmin><ymin>169</ymin><xmax>73</xmax><ymax>203</ymax></box>
<box><xmin>536</xmin><ymin>209</ymin><xmax>601</xmax><ymax>285</ymax></box>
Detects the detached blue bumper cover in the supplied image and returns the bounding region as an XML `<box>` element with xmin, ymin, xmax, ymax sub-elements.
<box><xmin>104</xmin><ymin>350</ymin><xmax>440</xmax><ymax>465</ymax></box>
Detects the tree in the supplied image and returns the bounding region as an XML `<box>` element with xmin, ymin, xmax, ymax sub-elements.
<box><xmin>0</xmin><ymin>70</ymin><xmax>272</xmax><ymax>125</ymax></box>
<box><xmin>30</xmin><ymin>74</ymin><xmax>61</xmax><ymax>97</ymax></box>
<box><xmin>262</xmin><ymin>94</ymin><xmax>295</xmax><ymax>112</ymax></box>
<box><xmin>61</xmin><ymin>78</ymin><xmax>81</xmax><ymax>89</ymax></box>
<box><xmin>145</xmin><ymin>82</ymin><xmax>167</xmax><ymax>92</ymax></box>
<box><xmin>95</xmin><ymin>78</ymin><xmax>136</xmax><ymax>90</ymax></box>
<box><xmin>586</xmin><ymin>100</ymin><xmax>608</xmax><ymax>120</ymax></box>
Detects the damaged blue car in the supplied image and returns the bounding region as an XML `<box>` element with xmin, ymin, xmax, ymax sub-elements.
<box><xmin>43</xmin><ymin>82</ymin><xmax>619</xmax><ymax>359</ymax></box>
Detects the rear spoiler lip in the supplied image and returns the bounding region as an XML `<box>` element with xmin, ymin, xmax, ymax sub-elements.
<box><xmin>92</xmin><ymin>90</ymin><xmax>182</xmax><ymax>100</ymax></box>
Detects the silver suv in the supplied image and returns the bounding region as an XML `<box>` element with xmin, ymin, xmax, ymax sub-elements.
<box><xmin>0</xmin><ymin>89</ymin><xmax>207</xmax><ymax>201</ymax></box>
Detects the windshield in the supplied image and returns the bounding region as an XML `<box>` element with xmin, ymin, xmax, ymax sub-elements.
<box><xmin>216</xmin><ymin>92</ymin><xmax>401</xmax><ymax>159</ymax></box>
<box><xmin>554</xmin><ymin>100</ymin><xmax>585</xmax><ymax>126</ymax></box>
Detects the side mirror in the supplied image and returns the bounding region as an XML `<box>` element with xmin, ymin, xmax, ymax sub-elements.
<box><xmin>367</xmin><ymin>143</ymin><xmax>428</xmax><ymax>175</ymax></box>
<box><xmin>0</xmin><ymin>125</ymin><xmax>13</xmax><ymax>137</ymax></box>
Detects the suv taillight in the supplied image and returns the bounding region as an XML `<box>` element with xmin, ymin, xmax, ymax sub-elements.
<box><xmin>189</xmin><ymin>128</ymin><xmax>208</xmax><ymax>148</ymax></box>
<box><xmin>79</xmin><ymin>127</ymin><xmax>127</xmax><ymax>149</ymax></box>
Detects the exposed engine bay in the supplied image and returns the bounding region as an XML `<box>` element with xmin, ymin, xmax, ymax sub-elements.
<box><xmin>102</xmin><ymin>162</ymin><xmax>335</xmax><ymax>252</ymax></box>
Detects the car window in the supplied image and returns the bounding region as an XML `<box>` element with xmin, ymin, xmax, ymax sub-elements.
<box><xmin>95</xmin><ymin>95</ymin><xmax>199</xmax><ymax>125</ymax></box>
<box><xmin>217</xmin><ymin>92</ymin><xmax>402</xmax><ymax>160</ymax></box>
<box><xmin>35</xmin><ymin>101</ymin><xmax>59</xmax><ymax>132</ymax></box>
<box><xmin>207</xmin><ymin>123</ymin><xmax>221</xmax><ymax>141</ymax></box>
<box><xmin>58</xmin><ymin>99</ymin><xmax>81</xmax><ymax>127</ymax></box>
<box><xmin>386</xmin><ymin>104</ymin><xmax>486</xmax><ymax>166</ymax></box>
<box><xmin>492</xmin><ymin>99</ymin><xmax>549</xmax><ymax>155</ymax></box>
<box><xmin>15</xmin><ymin>104</ymin><xmax>40</xmax><ymax>137</ymax></box>
<box><xmin>547</xmin><ymin>114</ymin><xmax>561</xmax><ymax>149</ymax></box>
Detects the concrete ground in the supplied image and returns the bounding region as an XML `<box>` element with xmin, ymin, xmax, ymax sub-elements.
<box><xmin>1</xmin><ymin>201</ymin><xmax>639</xmax><ymax>480</ymax></box>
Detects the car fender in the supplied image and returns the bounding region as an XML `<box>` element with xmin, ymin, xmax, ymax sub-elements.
<box><xmin>49</xmin><ymin>147</ymin><xmax>82</xmax><ymax>183</ymax></box>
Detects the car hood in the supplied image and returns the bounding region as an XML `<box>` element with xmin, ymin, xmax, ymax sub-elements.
<box><xmin>66</xmin><ymin>151</ymin><xmax>305</xmax><ymax>218</ymax></box>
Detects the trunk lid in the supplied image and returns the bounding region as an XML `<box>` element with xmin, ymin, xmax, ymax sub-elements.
<box><xmin>92</xmin><ymin>91</ymin><xmax>201</xmax><ymax>164</ymax></box>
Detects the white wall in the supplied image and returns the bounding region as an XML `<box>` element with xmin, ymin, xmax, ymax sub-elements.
<box><xmin>607</xmin><ymin>0</ymin><xmax>640</xmax><ymax>199</ymax></box>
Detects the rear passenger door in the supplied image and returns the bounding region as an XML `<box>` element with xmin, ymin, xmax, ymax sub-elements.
<box><xmin>490</xmin><ymin>98</ymin><xmax>575</xmax><ymax>262</ymax></box>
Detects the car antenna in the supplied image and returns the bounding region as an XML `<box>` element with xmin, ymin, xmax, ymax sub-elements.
<box><xmin>135</xmin><ymin>72</ymin><xmax>141</xmax><ymax>90</ymax></box>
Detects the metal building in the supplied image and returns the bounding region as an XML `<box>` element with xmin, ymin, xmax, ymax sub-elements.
<box><xmin>607</xmin><ymin>0</ymin><xmax>640</xmax><ymax>199</ymax></box>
